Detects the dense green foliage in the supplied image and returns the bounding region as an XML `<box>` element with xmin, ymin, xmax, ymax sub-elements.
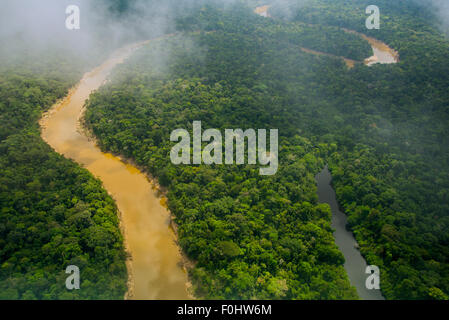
<box><xmin>276</xmin><ymin>0</ymin><xmax>449</xmax><ymax>300</ymax></box>
<box><xmin>0</xmin><ymin>56</ymin><xmax>83</xmax><ymax>141</ymax></box>
<box><xmin>84</xmin><ymin>34</ymin><xmax>358</xmax><ymax>298</ymax></box>
<box><xmin>83</xmin><ymin>5</ymin><xmax>372</xmax><ymax>299</ymax></box>
<box><xmin>84</xmin><ymin>0</ymin><xmax>449</xmax><ymax>300</ymax></box>
<box><xmin>179</xmin><ymin>3</ymin><xmax>372</xmax><ymax>61</ymax></box>
<box><xmin>0</xmin><ymin>51</ymin><xmax>128</xmax><ymax>299</ymax></box>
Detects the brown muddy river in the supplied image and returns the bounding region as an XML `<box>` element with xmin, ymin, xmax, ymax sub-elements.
<box><xmin>342</xmin><ymin>28</ymin><xmax>399</xmax><ymax>65</ymax></box>
<box><xmin>40</xmin><ymin>41</ymin><xmax>191</xmax><ymax>300</ymax></box>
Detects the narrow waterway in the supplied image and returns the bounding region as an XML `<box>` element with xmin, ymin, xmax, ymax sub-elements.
<box><xmin>300</xmin><ymin>47</ymin><xmax>357</xmax><ymax>68</ymax></box>
<box><xmin>316</xmin><ymin>166</ymin><xmax>384</xmax><ymax>300</ymax></box>
<box><xmin>40</xmin><ymin>40</ymin><xmax>191</xmax><ymax>300</ymax></box>
<box><xmin>255</xmin><ymin>6</ymin><xmax>399</xmax><ymax>66</ymax></box>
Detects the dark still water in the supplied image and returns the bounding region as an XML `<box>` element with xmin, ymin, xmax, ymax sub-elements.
<box><xmin>316</xmin><ymin>166</ymin><xmax>384</xmax><ymax>300</ymax></box>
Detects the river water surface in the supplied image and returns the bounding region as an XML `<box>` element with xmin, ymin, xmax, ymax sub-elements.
<box><xmin>316</xmin><ymin>166</ymin><xmax>384</xmax><ymax>300</ymax></box>
<box><xmin>40</xmin><ymin>41</ymin><xmax>191</xmax><ymax>300</ymax></box>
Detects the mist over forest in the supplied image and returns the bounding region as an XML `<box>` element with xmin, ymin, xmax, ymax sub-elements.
<box><xmin>1</xmin><ymin>0</ymin><xmax>449</xmax><ymax>65</ymax></box>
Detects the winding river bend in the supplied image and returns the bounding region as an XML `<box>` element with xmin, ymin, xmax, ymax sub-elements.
<box><xmin>255</xmin><ymin>5</ymin><xmax>399</xmax><ymax>67</ymax></box>
<box><xmin>316</xmin><ymin>167</ymin><xmax>384</xmax><ymax>300</ymax></box>
<box><xmin>40</xmin><ymin>41</ymin><xmax>191</xmax><ymax>300</ymax></box>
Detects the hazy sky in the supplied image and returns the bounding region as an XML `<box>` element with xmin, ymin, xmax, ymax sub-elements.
<box><xmin>426</xmin><ymin>0</ymin><xmax>449</xmax><ymax>31</ymax></box>
<box><xmin>1</xmin><ymin>0</ymin><xmax>448</xmax><ymax>65</ymax></box>
<box><xmin>0</xmin><ymin>0</ymin><xmax>185</xmax><ymax>61</ymax></box>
